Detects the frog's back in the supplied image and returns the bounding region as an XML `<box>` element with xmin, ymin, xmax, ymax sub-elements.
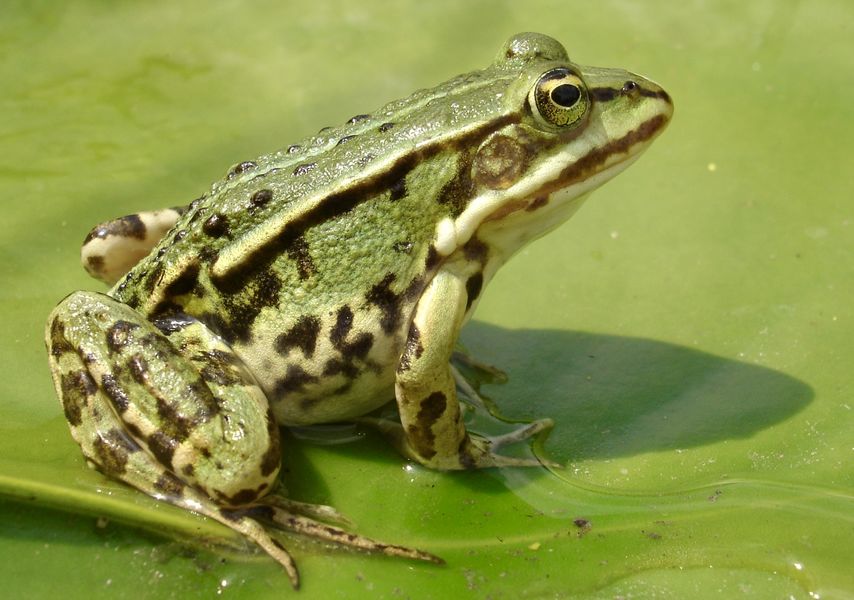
<box><xmin>104</xmin><ymin>48</ymin><xmax>546</xmax><ymax>422</ymax></box>
<box><xmin>113</xmin><ymin>55</ymin><xmax>531</xmax><ymax>340</ymax></box>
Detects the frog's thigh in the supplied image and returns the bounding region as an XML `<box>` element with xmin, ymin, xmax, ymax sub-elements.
<box><xmin>394</xmin><ymin>269</ymin><xmax>479</xmax><ymax>470</ymax></box>
<box><xmin>82</xmin><ymin>207</ymin><xmax>184</xmax><ymax>285</ymax></box>
<box><xmin>46</xmin><ymin>291</ymin><xmax>280</xmax><ymax>505</ymax></box>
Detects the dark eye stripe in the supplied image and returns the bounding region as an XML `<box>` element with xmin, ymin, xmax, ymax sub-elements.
<box><xmin>589</xmin><ymin>85</ymin><xmax>671</xmax><ymax>102</ymax></box>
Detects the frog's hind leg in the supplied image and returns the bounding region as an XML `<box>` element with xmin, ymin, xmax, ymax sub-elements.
<box><xmin>46</xmin><ymin>292</ymin><xmax>439</xmax><ymax>588</ymax></box>
<box><xmin>81</xmin><ymin>206</ymin><xmax>186</xmax><ymax>285</ymax></box>
<box><xmin>46</xmin><ymin>291</ymin><xmax>302</xmax><ymax>585</ymax></box>
<box><xmin>234</xmin><ymin>500</ymin><xmax>443</xmax><ymax>564</ymax></box>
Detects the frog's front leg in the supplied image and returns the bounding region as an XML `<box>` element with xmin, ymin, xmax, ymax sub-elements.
<box><xmin>46</xmin><ymin>292</ymin><xmax>439</xmax><ymax>588</ymax></box>
<box><xmin>392</xmin><ymin>268</ymin><xmax>553</xmax><ymax>470</ymax></box>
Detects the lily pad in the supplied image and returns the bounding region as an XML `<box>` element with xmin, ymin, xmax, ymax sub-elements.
<box><xmin>1</xmin><ymin>1</ymin><xmax>851</xmax><ymax>598</ymax></box>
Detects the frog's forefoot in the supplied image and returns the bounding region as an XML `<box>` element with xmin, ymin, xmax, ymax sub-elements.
<box><xmin>488</xmin><ymin>418</ymin><xmax>553</xmax><ymax>449</ymax></box>
<box><xmin>468</xmin><ymin>418</ymin><xmax>561</xmax><ymax>469</ymax></box>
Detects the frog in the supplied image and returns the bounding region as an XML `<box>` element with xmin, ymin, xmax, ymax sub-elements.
<box><xmin>45</xmin><ymin>32</ymin><xmax>672</xmax><ymax>588</ymax></box>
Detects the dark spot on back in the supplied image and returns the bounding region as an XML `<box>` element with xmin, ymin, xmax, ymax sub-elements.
<box><xmin>276</xmin><ymin>315</ymin><xmax>321</xmax><ymax>358</ymax></box>
<box><xmin>331</xmin><ymin>306</ymin><xmax>354</xmax><ymax>346</ymax></box>
<box><xmin>322</xmin><ymin>305</ymin><xmax>374</xmax><ymax>382</ymax></box>
<box><xmin>287</xmin><ymin>144</ymin><xmax>301</xmax><ymax>154</ymax></box>
<box><xmin>250</xmin><ymin>189</ymin><xmax>273</xmax><ymax>209</ymax></box>
<box><xmin>274</xmin><ymin>365</ymin><xmax>319</xmax><ymax>397</ymax></box>
<box><xmin>228</xmin><ymin>161</ymin><xmax>257</xmax><ymax>179</ymax></box>
<box><xmin>164</xmin><ymin>262</ymin><xmax>200</xmax><ymax>297</ymax></box>
<box><xmin>379</xmin><ymin>122</ymin><xmax>395</xmax><ymax>132</ymax></box>
<box><xmin>286</xmin><ymin>237</ymin><xmax>316</xmax><ymax>280</ymax></box>
<box><xmin>141</xmin><ymin>262</ymin><xmax>165</xmax><ymax>296</ymax></box>
<box><xmin>337</xmin><ymin>135</ymin><xmax>357</xmax><ymax>145</ymax></box>
<box><xmin>337</xmin><ymin>332</ymin><xmax>372</xmax><ymax>361</ymax></box>
<box><xmin>203</xmin><ymin>214</ymin><xmax>229</xmax><ymax>238</ymax></box>
<box><xmin>365</xmin><ymin>273</ymin><xmax>402</xmax><ymax>335</ymax></box>
<box><xmin>322</xmin><ymin>358</ymin><xmax>358</xmax><ymax>378</ymax></box>
<box><xmin>348</xmin><ymin>114</ymin><xmax>370</xmax><ymax>124</ymax></box>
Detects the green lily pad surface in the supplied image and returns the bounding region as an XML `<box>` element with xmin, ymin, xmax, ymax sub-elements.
<box><xmin>1</xmin><ymin>2</ymin><xmax>851</xmax><ymax>598</ymax></box>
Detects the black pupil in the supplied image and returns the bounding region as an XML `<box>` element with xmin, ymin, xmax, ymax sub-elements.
<box><xmin>551</xmin><ymin>84</ymin><xmax>580</xmax><ymax>107</ymax></box>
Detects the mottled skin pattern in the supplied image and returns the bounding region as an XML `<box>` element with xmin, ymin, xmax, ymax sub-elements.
<box><xmin>46</xmin><ymin>33</ymin><xmax>672</xmax><ymax>588</ymax></box>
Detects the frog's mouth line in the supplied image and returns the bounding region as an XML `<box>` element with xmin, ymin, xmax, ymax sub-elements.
<box><xmin>486</xmin><ymin>111</ymin><xmax>670</xmax><ymax>223</ymax></box>
<box><xmin>543</xmin><ymin>112</ymin><xmax>670</xmax><ymax>197</ymax></box>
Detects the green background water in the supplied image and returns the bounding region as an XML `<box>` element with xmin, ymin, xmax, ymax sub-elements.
<box><xmin>1</xmin><ymin>1</ymin><xmax>851</xmax><ymax>598</ymax></box>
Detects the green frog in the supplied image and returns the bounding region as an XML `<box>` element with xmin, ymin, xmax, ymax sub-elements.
<box><xmin>46</xmin><ymin>32</ymin><xmax>672</xmax><ymax>587</ymax></box>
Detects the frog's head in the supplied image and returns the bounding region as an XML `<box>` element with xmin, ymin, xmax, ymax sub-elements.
<box><xmin>457</xmin><ymin>32</ymin><xmax>673</xmax><ymax>257</ymax></box>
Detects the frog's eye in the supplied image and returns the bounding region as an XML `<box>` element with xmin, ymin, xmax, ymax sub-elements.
<box><xmin>529</xmin><ymin>67</ymin><xmax>589</xmax><ymax>128</ymax></box>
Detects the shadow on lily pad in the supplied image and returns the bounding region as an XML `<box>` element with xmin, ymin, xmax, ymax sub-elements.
<box><xmin>460</xmin><ymin>321</ymin><xmax>813</xmax><ymax>463</ymax></box>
